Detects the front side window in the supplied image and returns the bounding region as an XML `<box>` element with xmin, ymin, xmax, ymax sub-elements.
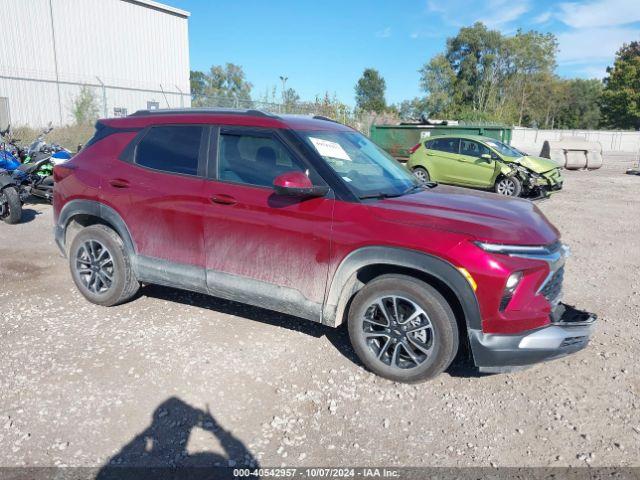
<box><xmin>218</xmin><ymin>132</ymin><xmax>307</xmax><ymax>187</ymax></box>
<box><xmin>460</xmin><ymin>140</ymin><xmax>491</xmax><ymax>157</ymax></box>
<box><xmin>298</xmin><ymin>130</ymin><xmax>419</xmax><ymax>199</ymax></box>
<box><xmin>135</xmin><ymin>126</ymin><xmax>203</xmax><ymax>176</ymax></box>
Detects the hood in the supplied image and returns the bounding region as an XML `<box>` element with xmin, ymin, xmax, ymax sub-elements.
<box><xmin>516</xmin><ymin>155</ymin><xmax>560</xmax><ymax>173</ymax></box>
<box><xmin>372</xmin><ymin>185</ymin><xmax>559</xmax><ymax>245</ymax></box>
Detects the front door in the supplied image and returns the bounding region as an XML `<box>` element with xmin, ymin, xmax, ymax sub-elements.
<box><xmin>456</xmin><ymin>139</ymin><xmax>497</xmax><ymax>187</ymax></box>
<box><xmin>201</xmin><ymin>127</ymin><xmax>334</xmax><ymax>321</ymax></box>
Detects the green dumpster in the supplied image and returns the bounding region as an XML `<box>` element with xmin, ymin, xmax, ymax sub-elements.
<box><xmin>370</xmin><ymin>123</ymin><xmax>513</xmax><ymax>161</ymax></box>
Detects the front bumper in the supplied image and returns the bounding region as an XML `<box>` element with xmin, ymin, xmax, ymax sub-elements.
<box><xmin>469</xmin><ymin>303</ymin><xmax>597</xmax><ymax>373</ymax></box>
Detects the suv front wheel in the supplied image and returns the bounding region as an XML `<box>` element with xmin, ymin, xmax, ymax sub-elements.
<box><xmin>69</xmin><ymin>224</ymin><xmax>140</xmax><ymax>306</ymax></box>
<box><xmin>348</xmin><ymin>274</ymin><xmax>459</xmax><ymax>383</ymax></box>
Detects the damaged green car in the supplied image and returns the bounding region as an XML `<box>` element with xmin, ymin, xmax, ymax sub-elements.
<box><xmin>406</xmin><ymin>134</ymin><xmax>563</xmax><ymax>198</ymax></box>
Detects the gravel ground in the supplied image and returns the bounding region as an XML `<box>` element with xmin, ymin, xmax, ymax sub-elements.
<box><xmin>1</xmin><ymin>159</ymin><xmax>639</xmax><ymax>469</ymax></box>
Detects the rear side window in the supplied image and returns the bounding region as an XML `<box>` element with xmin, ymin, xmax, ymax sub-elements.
<box><xmin>427</xmin><ymin>138</ymin><xmax>460</xmax><ymax>154</ymax></box>
<box><xmin>135</xmin><ymin>126</ymin><xmax>203</xmax><ymax>176</ymax></box>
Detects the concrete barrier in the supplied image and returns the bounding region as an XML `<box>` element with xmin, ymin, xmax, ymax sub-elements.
<box><xmin>512</xmin><ymin>127</ymin><xmax>640</xmax><ymax>155</ymax></box>
<box><xmin>540</xmin><ymin>137</ymin><xmax>603</xmax><ymax>170</ymax></box>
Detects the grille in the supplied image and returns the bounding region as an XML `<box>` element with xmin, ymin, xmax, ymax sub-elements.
<box><xmin>540</xmin><ymin>265</ymin><xmax>564</xmax><ymax>304</ymax></box>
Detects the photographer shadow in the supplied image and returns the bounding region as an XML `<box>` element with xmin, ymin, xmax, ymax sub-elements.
<box><xmin>96</xmin><ymin>396</ymin><xmax>258</xmax><ymax>480</ymax></box>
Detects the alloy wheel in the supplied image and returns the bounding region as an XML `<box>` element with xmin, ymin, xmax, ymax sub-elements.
<box><xmin>414</xmin><ymin>169</ymin><xmax>428</xmax><ymax>182</ymax></box>
<box><xmin>361</xmin><ymin>295</ymin><xmax>435</xmax><ymax>370</ymax></box>
<box><xmin>496</xmin><ymin>178</ymin><xmax>516</xmax><ymax>196</ymax></box>
<box><xmin>75</xmin><ymin>240</ymin><xmax>114</xmax><ymax>294</ymax></box>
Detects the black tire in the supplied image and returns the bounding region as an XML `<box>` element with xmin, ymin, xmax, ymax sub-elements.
<box><xmin>494</xmin><ymin>175</ymin><xmax>522</xmax><ymax>197</ymax></box>
<box><xmin>69</xmin><ymin>224</ymin><xmax>139</xmax><ymax>306</ymax></box>
<box><xmin>413</xmin><ymin>166</ymin><xmax>430</xmax><ymax>183</ymax></box>
<box><xmin>0</xmin><ymin>187</ymin><xmax>22</xmax><ymax>224</ymax></box>
<box><xmin>347</xmin><ymin>274</ymin><xmax>459</xmax><ymax>383</ymax></box>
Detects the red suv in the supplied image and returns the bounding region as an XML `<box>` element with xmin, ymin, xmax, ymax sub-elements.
<box><xmin>53</xmin><ymin>109</ymin><xmax>596</xmax><ymax>382</ymax></box>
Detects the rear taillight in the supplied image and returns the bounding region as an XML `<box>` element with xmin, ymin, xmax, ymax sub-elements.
<box><xmin>53</xmin><ymin>164</ymin><xmax>75</xmax><ymax>182</ymax></box>
<box><xmin>408</xmin><ymin>143</ymin><xmax>421</xmax><ymax>154</ymax></box>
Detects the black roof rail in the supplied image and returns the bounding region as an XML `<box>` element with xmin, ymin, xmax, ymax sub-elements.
<box><xmin>312</xmin><ymin>115</ymin><xmax>339</xmax><ymax>123</ymax></box>
<box><xmin>129</xmin><ymin>108</ymin><xmax>279</xmax><ymax>118</ymax></box>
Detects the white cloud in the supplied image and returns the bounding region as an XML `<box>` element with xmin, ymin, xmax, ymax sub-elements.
<box><xmin>533</xmin><ymin>11</ymin><xmax>552</xmax><ymax>24</ymax></box>
<box><xmin>376</xmin><ymin>27</ymin><xmax>392</xmax><ymax>38</ymax></box>
<box><xmin>557</xmin><ymin>26</ymin><xmax>640</xmax><ymax>63</ymax></box>
<box><xmin>426</xmin><ymin>0</ymin><xmax>530</xmax><ymax>29</ymax></box>
<box><xmin>558</xmin><ymin>0</ymin><xmax>640</xmax><ymax>28</ymax></box>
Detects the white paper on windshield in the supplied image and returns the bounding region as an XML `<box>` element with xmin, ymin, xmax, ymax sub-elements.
<box><xmin>309</xmin><ymin>137</ymin><xmax>352</xmax><ymax>161</ymax></box>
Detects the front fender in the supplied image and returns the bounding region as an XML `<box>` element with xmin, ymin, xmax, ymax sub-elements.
<box><xmin>499</xmin><ymin>162</ymin><xmax>516</xmax><ymax>176</ymax></box>
<box><xmin>322</xmin><ymin>246</ymin><xmax>482</xmax><ymax>332</ymax></box>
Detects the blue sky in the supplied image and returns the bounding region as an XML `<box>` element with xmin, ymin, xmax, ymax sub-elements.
<box><xmin>168</xmin><ymin>0</ymin><xmax>640</xmax><ymax>106</ymax></box>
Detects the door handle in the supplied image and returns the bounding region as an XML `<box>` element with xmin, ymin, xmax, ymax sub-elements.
<box><xmin>211</xmin><ymin>194</ymin><xmax>237</xmax><ymax>205</ymax></box>
<box><xmin>109</xmin><ymin>178</ymin><xmax>129</xmax><ymax>188</ymax></box>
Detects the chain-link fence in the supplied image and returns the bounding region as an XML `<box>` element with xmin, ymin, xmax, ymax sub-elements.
<box><xmin>190</xmin><ymin>94</ymin><xmax>399</xmax><ymax>136</ymax></box>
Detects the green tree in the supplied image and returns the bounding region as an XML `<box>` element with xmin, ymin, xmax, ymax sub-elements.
<box><xmin>190</xmin><ymin>70</ymin><xmax>209</xmax><ymax>98</ymax></box>
<box><xmin>444</xmin><ymin>22</ymin><xmax>505</xmax><ymax>111</ymax></box>
<box><xmin>355</xmin><ymin>68</ymin><xmax>387</xmax><ymax>113</ymax></box>
<box><xmin>417</xmin><ymin>22</ymin><xmax>560</xmax><ymax>126</ymax></box>
<box><xmin>419</xmin><ymin>54</ymin><xmax>456</xmax><ymax>116</ymax></box>
<box><xmin>507</xmin><ymin>30</ymin><xmax>558</xmax><ymax>125</ymax></box>
<box><xmin>71</xmin><ymin>85</ymin><xmax>100</xmax><ymax>125</ymax></box>
<box><xmin>190</xmin><ymin>63</ymin><xmax>253</xmax><ymax>107</ymax></box>
<box><xmin>282</xmin><ymin>87</ymin><xmax>300</xmax><ymax>111</ymax></box>
<box><xmin>394</xmin><ymin>97</ymin><xmax>429</xmax><ymax>121</ymax></box>
<box><xmin>601</xmin><ymin>41</ymin><xmax>640</xmax><ymax>129</ymax></box>
<box><xmin>555</xmin><ymin>79</ymin><xmax>603</xmax><ymax>129</ymax></box>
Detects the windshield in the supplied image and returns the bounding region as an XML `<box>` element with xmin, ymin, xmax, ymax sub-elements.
<box><xmin>298</xmin><ymin>130</ymin><xmax>419</xmax><ymax>198</ymax></box>
<box><xmin>484</xmin><ymin>139</ymin><xmax>522</xmax><ymax>158</ymax></box>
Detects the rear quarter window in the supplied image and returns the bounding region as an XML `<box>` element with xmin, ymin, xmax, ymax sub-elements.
<box><xmin>135</xmin><ymin>126</ymin><xmax>203</xmax><ymax>176</ymax></box>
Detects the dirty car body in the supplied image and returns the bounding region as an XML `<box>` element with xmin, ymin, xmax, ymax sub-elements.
<box><xmin>407</xmin><ymin>134</ymin><xmax>563</xmax><ymax>198</ymax></box>
<box><xmin>53</xmin><ymin>110</ymin><xmax>594</xmax><ymax>382</ymax></box>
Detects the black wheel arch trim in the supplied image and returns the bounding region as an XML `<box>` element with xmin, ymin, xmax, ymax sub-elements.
<box><xmin>56</xmin><ymin>199</ymin><xmax>136</xmax><ymax>257</ymax></box>
<box><xmin>323</xmin><ymin>246</ymin><xmax>482</xmax><ymax>332</ymax></box>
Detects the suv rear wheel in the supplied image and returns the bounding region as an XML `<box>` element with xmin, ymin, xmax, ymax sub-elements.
<box><xmin>348</xmin><ymin>274</ymin><xmax>459</xmax><ymax>383</ymax></box>
<box><xmin>69</xmin><ymin>225</ymin><xmax>140</xmax><ymax>306</ymax></box>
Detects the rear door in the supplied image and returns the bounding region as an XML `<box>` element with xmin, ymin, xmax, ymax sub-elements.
<box><xmin>201</xmin><ymin>126</ymin><xmax>334</xmax><ymax>320</ymax></box>
<box><xmin>456</xmin><ymin>139</ymin><xmax>497</xmax><ymax>187</ymax></box>
<box><xmin>424</xmin><ymin>137</ymin><xmax>461</xmax><ymax>183</ymax></box>
<box><xmin>102</xmin><ymin>125</ymin><xmax>208</xmax><ymax>270</ymax></box>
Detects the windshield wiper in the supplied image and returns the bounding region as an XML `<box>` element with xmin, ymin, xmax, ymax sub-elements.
<box><xmin>358</xmin><ymin>183</ymin><xmax>435</xmax><ymax>200</ymax></box>
<box><xmin>358</xmin><ymin>192</ymin><xmax>402</xmax><ymax>200</ymax></box>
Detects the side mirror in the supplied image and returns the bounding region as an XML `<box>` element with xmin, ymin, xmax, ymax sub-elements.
<box><xmin>480</xmin><ymin>153</ymin><xmax>492</xmax><ymax>161</ymax></box>
<box><xmin>273</xmin><ymin>171</ymin><xmax>329</xmax><ymax>198</ymax></box>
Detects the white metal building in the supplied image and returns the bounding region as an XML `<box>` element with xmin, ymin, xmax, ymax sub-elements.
<box><xmin>0</xmin><ymin>0</ymin><xmax>191</xmax><ymax>127</ymax></box>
